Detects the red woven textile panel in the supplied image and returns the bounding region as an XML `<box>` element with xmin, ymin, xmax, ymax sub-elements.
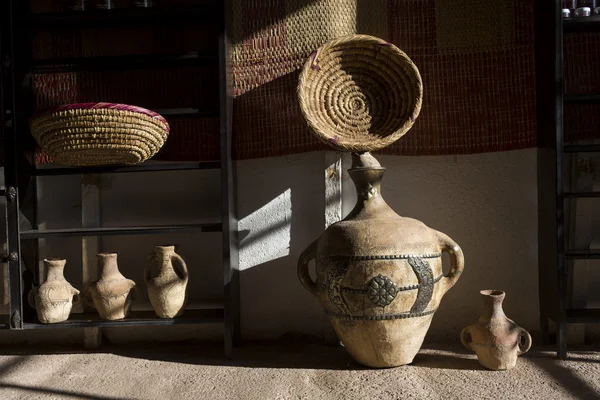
<box><xmin>12</xmin><ymin>0</ymin><xmax>595</xmax><ymax>165</ymax></box>
<box><xmin>381</xmin><ymin>0</ymin><xmax>537</xmax><ymax>155</ymax></box>
<box><xmin>231</xmin><ymin>0</ymin><xmax>538</xmax><ymax>158</ymax></box>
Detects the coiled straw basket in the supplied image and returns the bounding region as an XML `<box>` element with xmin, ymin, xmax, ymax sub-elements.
<box><xmin>298</xmin><ymin>35</ymin><xmax>423</xmax><ymax>152</ymax></box>
<box><xmin>30</xmin><ymin>103</ymin><xmax>170</xmax><ymax>167</ymax></box>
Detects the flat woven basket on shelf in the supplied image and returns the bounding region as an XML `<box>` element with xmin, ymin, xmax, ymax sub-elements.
<box><xmin>30</xmin><ymin>103</ymin><xmax>170</xmax><ymax>167</ymax></box>
<box><xmin>298</xmin><ymin>34</ymin><xmax>423</xmax><ymax>152</ymax></box>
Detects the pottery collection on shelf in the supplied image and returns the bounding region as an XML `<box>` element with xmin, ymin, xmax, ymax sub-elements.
<box><xmin>461</xmin><ymin>290</ymin><xmax>532</xmax><ymax>371</ymax></box>
<box><xmin>26</xmin><ymin>246</ymin><xmax>189</xmax><ymax>323</ymax></box>
<box><xmin>22</xmin><ymin>32</ymin><xmax>537</xmax><ymax>373</ymax></box>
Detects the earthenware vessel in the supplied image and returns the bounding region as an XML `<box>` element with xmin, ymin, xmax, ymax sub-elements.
<box><xmin>298</xmin><ymin>152</ymin><xmax>465</xmax><ymax>368</ymax></box>
<box><xmin>145</xmin><ymin>245</ymin><xmax>188</xmax><ymax>318</ymax></box>
<box><xmin>84</xmin><ymin>253</ymin><xmax>137</xmax><ymax>320</ymax></box>
<box><xmin>28</xmin><ymin>259</ymin><xmax>80</xmax><ymax>324</ymax></box>
<box><xmin>461</xmin><ymin>290</ymin><xmax>531</xmax><ymax>371</ymax></box>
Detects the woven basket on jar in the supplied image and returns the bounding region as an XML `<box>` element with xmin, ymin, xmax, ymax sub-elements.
<box><xmin>298</xmin><ymin>34</ymin><xmax>423</xmax><ymax>152</ymax></box>
<box><xmin>30</xmin><ymin>103</ymin><xmax>170</xmax><ymax>167</ymax></box>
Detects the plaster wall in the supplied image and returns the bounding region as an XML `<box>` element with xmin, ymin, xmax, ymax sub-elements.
<box><xmin>0</xmin><ymin>149</ymin><xmax>539</xmax><ymax>344</ymax></box>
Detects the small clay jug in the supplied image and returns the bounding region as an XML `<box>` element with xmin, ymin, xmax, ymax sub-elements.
<box><xmin>461</xmin><ymin>290</ymin><xmax>532</xmax><ymax>370</ymax></box>
<box><xmin>84</xmin><ymin>253</ymin><xmax>137</xmax><ymax>320</ymax></box>
<box><xmin>28</xmin><ymin>259</ymin><xmax>80</xmax><ymax>324</ymax></box>
<box><xmin>145</xmin><ymin>245</ymin><xmax>188</xmax><ymax>318</ymax></box>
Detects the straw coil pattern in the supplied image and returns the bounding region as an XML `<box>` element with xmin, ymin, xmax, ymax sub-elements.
<box><xmin>30</xmin><ymin>106</ymin><xmax>170</xmax><ymax>166</ymax></box>
<box><xmin>298</xmin><ymin>35</ymin><xmax>422</xmax><ymax>152</ymax></box>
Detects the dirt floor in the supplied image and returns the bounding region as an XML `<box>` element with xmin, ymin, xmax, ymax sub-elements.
<box><xmin>0</xmin><ymin>341</ymin><xmax>599</xmax><ymax>399</ymax></box>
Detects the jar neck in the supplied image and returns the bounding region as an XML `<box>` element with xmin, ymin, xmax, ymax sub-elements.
<box><xmin>345</xmin><ymin>152</ymin><xmax>395</xmax><ymax>220</ymax></box>
<box><xmin>479</xmin><ymin>291</ymin><xmax>507</xmax><ymax>321</ymax></box>
<box><xmin>44</xmin><ymin>260</ymin><xmax>66</xmax><ymax>281</ymax></box>
<box><xmin>98</xmin><ymin>254</ymin><xmax>121</xmax><ymax>279</ymax></box>
<box><xmin>155</xmin><ymin>245</ymin><xmax>175</xmax><ymax>260</ymax></box>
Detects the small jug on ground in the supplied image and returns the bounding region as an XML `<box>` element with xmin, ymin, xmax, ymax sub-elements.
<box><xmin>84</xmin><ymin>253</ymin><xmax>137</xmax><ymax>320</ymax></box>
<box><xmin>28</xmin><ymin>258</ymin><xmax>80</xmax><ymax>324</ymax></box>
<box><xmin>461</xmin><ymin>290</ymin><xmax>531</xmax><ymax>370</ymax></box>
<box><xmin>145</xmin><ymin>245</ymin><xmax>188</xmax><ymax>318</ymax></box>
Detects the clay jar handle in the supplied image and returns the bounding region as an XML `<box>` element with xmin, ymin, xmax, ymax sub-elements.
<box><xmin>144</xmin><ymin>252</ymin><xmax>189</xmax><ymax>283</ymax></box>
<box><xmin>460</xmin><ymin>326</ymin><xmax>473</xmax><ymax>351</ymax></box>
<box><xmin>71</xmin><ymin>288</ymin><xmax>82</xmax><ymax>308</ymax></box>
<box><xmin>437</xmin><ymin>231</ymin><xmax>465</xmax><ymax>293</ymax></box>
<box><xmin>297</xmin><ymin>239</ymin><xmax>319</xmax><ymax>298</ymax></box>
<box><xmin>517</xmin><ymin>328</ymin><xmax>532</xmax><ymax>355</ymax></box>
<box><xmin>171</xmin><ymin>253</ymin><xmax>188</xmax><ymax>281</ymax></box>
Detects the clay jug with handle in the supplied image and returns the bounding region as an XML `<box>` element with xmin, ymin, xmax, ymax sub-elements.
<box><xmin>461</xmin><ymin>290</ymin><xmax>531</xmax><ymax>370</ymax></box>
<box><xmin>298</xmin><ymin>152</ymin><xmax>465</xmax><ymax>368</ymax></box>
<box><xmin>145</xmin><ymin>245</ymin><xmax>188</xmax><ymax>318</ymax></box>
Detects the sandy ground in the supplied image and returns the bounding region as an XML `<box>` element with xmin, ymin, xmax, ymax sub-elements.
<box><xmin>0</xmin><ymin>341</ymin><xmax>599</xmax><ymax>400</ymax></box>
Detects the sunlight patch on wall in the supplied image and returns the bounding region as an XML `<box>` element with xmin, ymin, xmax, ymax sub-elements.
<box><xmin>238</xmin><ymin>189</ymin><xmax>292</xmax><ymax>271</ymax></box>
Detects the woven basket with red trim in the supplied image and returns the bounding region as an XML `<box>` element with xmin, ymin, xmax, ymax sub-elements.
<box><xmin>30</xmin><ymin>102</ymin><xmax>170</xmax><ymax>167</ymax></box>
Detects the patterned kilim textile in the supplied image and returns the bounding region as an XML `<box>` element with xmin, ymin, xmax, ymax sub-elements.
<box><xmin>9</xmin><ymin>0</ymin><xmax>580</xmax><ymax>164</ymax></box>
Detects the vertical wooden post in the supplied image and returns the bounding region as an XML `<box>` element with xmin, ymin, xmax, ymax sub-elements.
<box><xmin>82</xmin><ymin>175</ymin><xmax>102</xmax><ymax>348</ymax></box>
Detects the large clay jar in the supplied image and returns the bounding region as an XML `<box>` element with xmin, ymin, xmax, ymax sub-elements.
<box><xmin>84</xmin><ymin>253</ymin><xmax>137</xmax><ymax>320</ymax></box>
<box><xmin>461</xmin><ymin>290</ymin><xmax>531</xmax><ymax>371</ymax></box>
<box><xmin>145</xmin><ymin>245</ymin><xmax>188</xmax><ymax>318</ymax></box>
<box><xmin>298</xmin><ymin>152</ymin><xmax>465</xmax><ymax>367</ymax></box>
<box><xmin>28</xmin><ymin>259</ymin><xmax>80</xmax><ymax>324</ymax></box>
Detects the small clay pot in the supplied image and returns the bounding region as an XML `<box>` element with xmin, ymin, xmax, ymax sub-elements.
<box><xmin>28</xmin><ymin>259</ymin><xmax>80</xmax><ymax>324</ymax></box>
<box><xmin>461</xmin><ymin>290</ymin><xmax>531</xmax><ymax>371</ymax></box>
<box><xmin>84</xmin><ymin>253</ymin><xmax>137</xmax><ymax>320</ymax></box>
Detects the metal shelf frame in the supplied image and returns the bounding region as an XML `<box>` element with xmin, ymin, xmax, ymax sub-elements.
<box><xmin>22</xmin><ymin>309</ymin><xmax>224</xmax><ymax>329</ymax></box>
<box><xmin>0</xmin><ymin>0</ymin><xmax>239</xmax><ymax>355</ymax></box>
<box><xmin>30</xmin><ymin>51</ymin><xmax>218</xmax><ymax>74</ymax></box>
<box><xmin>28</xmin><ymin>161</ymin><xmax>221</xmax><ymax>176</ymax></box>
<box><xmin>536</xmin><ymin>2</ymin><xmax>600</xmax><ymax>360</ymax></box>
<box><xmin>20</xmin><ymin>223</ymin><xmax>223</xmax><ymax>239</ymax></box>
<box><xmin>563</xmin><ymin>15</ymin><xmax>600</xmax><ymax>33</ymax></box>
